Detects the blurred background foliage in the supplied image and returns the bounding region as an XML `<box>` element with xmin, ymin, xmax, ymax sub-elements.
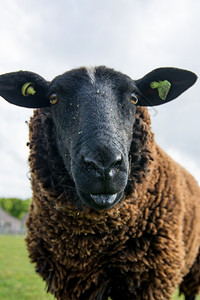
<box><xmin>0</xmin><ymin>198</ymin><xmax>31</xmax><ymax>219</ymax></box>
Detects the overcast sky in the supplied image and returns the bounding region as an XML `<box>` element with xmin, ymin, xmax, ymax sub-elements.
<box><xmin>0</xmin><ymin>0</ymin><xmax>199</xmax><ymax>199</ymax></box>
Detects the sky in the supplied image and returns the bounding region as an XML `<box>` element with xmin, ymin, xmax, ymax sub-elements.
<box><xmin>0</xmin><ymin>0</ymin><xmax>199</xmax><ymax>199</ymax></box>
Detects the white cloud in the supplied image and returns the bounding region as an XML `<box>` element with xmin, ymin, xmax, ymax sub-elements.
<box><xmin>166</xmin><ymin>148</ymin><xmax>200</xmax><ymax>185</ymax></box>
<box><xmin>0</xmin><ymin>101</ymin><xmax>32</xmax><ymax>198</ymax></box>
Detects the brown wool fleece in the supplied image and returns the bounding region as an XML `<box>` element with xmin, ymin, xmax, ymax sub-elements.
<box><xmin>25</xmin><ymin>107</ymin><xmax>200</xmax><ymax>300</ymax></box>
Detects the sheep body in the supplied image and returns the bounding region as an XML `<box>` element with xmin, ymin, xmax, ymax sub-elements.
<box><xmin>25</xmin><ymin>107</ymin><xmax>200</xmax><ymax>300</ymax></box>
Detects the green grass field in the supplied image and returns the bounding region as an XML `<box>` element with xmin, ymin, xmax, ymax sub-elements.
<box><xmin>0</xmin><ymin>235</ymin><xmax>54</xmax><ymax>300</ymax></box>
<box><xmin>0</xmin><ymin>235</ymin><xmax>199</xmax><ymax>300</ymax></box>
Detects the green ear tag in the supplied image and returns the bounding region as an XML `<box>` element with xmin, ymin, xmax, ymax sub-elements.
<box><xmin>150</xmin><ymin>80</ymin><xmax>171</xmax><ymax>100</ymax></box>
<box><xmin>21</xmin><ymin>82</ymin><xmax>36</xmax><ymax>96</ymax></box>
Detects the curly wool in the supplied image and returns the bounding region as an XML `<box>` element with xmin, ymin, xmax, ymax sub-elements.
<box><xmin>25</xmin><ymin>107</ymin><xmax>200</xmax><ymax>300</ymax></box>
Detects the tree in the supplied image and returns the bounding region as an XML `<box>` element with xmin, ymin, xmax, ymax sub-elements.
<box><xmin>0</xmin><ymin>198</ymin><xmax>31</xmax><ymax>219</ymax></box>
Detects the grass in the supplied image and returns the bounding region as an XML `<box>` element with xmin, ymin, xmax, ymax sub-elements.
<box><xmin>0</xmin><ymin>235</ymin><xmax>54</xmax><ymax>300</ymax></box>
<box><xmin>0</xmin><ymin>235</ymin><xmax>199</xmax><ymax>300</ymax></box>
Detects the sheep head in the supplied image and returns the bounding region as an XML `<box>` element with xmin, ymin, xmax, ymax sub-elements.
<box><xmin>0</xmin><ymin>66</ymin><xmax>197</xmax><ymax>210</ymax></box>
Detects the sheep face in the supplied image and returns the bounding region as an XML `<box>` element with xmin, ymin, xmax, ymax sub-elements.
<box><xmin>0</xmin><ymin>66</ymin><xmax>197</xmax><ymax>210</ymax></box>
<box><xmin>49</xmin><ymin>67</ymin><xmax>137</xmax><ymax>209</ymax></box>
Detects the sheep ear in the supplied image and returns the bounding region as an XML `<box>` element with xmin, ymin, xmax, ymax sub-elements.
<box><xmin>0</xmin><ymin>71</ymin><xmax>50</xmax><ymax>108</ymax></box>
<box><xmin>135</xmin><ymin>67</ymin><xmax>197</xmax><ymax>106</ymax></box>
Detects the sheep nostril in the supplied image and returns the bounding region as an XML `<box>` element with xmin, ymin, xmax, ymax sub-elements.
<box><xmin>110</xmin><ymin>154</ymin><xmax>122</xmax><ymax>168</ymax></box>
<box><xmin>83</xmin><ymin>153</ymin><xmax>123</xmax><ymax>177</ymax></box>
<box><xmin>84</xmin><ymin>157</ymin><xmax>99</xmax><ymax>170</ymax></box>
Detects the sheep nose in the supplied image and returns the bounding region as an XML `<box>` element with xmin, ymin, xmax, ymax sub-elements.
<box><xmin>83</xmin><ymin>152</ymin><xmax>123</xmax><ymax>177</ymax></box>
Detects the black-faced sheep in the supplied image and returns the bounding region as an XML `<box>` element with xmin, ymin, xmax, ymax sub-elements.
<box><xmin>0</xmin><ymin>66</ymin><xmax>200</xmax><ymax>300</ymax></box>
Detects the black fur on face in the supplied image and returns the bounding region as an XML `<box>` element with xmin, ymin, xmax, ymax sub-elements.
<box><xmin>50</xmin><ymin>67</ymin><xmax>138</xmax><ymax>209</ymax></box>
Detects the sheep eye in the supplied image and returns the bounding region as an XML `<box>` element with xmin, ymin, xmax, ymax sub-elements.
<box><xmin>49</xmin><ymin>93</ymin><xmax>58</xmax><ymax>105</ymax></box>
<box><xmin>130</xmin><ymin>92</ymin><xmax>138</xmax><ymax>105</ymax></box>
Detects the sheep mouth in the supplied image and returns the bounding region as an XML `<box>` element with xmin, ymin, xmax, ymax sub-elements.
<box><xmin>78</xmin><ymin>191</ymin><xmax>124</xmax><ymax>210</ymax></box>
<box><xmin>91</xmin><ymin>193</ymin><xmax>117</xmax><ymax>205</ymax></box>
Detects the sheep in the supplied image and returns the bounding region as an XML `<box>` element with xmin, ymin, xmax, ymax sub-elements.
<box><xmin>0</xmin><ymin>66</ymin><xmax>200</xmax><ymax>300</ymax></box>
